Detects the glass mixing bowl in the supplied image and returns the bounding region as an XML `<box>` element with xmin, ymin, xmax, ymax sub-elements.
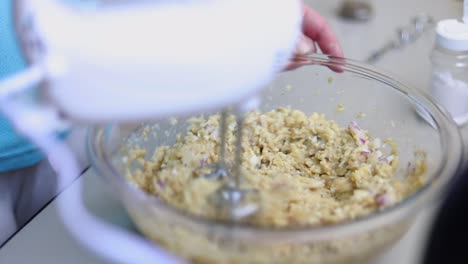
<box><xmin>88</xmin><ymin>54</ymin><xmax>463</xmax><ymax>264</ymax></box>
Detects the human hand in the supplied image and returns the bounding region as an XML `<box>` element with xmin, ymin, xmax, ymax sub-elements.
<box><xmin>286</xmin><ymin>3</ymin><xmax>344</xmax><ymax>72</ymax></box>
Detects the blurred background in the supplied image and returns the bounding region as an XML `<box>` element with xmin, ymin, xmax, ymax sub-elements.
<box><xmin>310</xmin><ymin>0</ymin><xmax>458</xmax><ymax>89</ymax></box>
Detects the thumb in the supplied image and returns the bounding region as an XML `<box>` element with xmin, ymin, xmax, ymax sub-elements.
<box><xmin>294</xmin><ymin>34</ymin><xmax>316</xmax><ymax>55</ymax></box>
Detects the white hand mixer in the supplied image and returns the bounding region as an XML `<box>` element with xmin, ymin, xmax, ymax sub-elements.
<box><xmin>0</xmin><ymin>0</ymin><xmax>302</xmax><ymax>263</ymax></box>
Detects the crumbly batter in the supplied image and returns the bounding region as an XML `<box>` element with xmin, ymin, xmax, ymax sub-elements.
<box><xmin>127</xmin><ymin>107</ymin><xmax>425</xmax><ymax>227</ymax></box>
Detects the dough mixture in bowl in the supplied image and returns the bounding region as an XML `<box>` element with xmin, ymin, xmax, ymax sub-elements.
<box><xmin>126</xmin><ymin>107</ymin><xmax>426</xmax><ymax>227</ymax></box>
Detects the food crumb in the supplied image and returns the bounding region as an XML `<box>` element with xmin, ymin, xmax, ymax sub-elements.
<box><xmin>142</xmin><ymin>126</ymin><xmax>150</xmax><ymax>138</ymax></box>
<box><xmin>328</xmin><ymin>76</ymin><xmax>334</xmax><ymax>84</ymax></box>
<box><xmin>356</xmin><ymin>112</ymin><xmax>366</xmax><ymax>118</ymax></box>
<box><xmin>285</xmin><ymin>84</ymin><xmax>293</xmax><ymax>91</ymax></box>
<box><xmin>337</xmin><ymin>103</ymin><xmax>345</xmax><ymax>112</ymax></box>
<box><xmin>169</xmin><ymin>117</ymin><xmax>178</xmax><ymax>126</ymax></box>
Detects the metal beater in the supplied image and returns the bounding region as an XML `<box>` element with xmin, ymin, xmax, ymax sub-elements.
<box><xmin>204</xmin><ymin>105</ymin><xmax>261</xmax><ymax>221</ymax></box>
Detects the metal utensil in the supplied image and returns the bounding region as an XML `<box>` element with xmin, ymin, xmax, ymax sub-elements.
<box><xmin>203</xmin><ymin>110</ymin><xmax>229</xmax><ymax>180</ymax></box>
<box><xmin>366</xmin><ymin>14</ymin><xmax>434</xmax><ymax>63</ymax></box>
<box><xmin>338</xmin><ymin>0</ymin><xmax>373</xmax><ymax>22</ymax></box>
<box><xmin>205</xmin><ymin>108</ymin><xmax>260</xmax><ymax>221</ymax></box>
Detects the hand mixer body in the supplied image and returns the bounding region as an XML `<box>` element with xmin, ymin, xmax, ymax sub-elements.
<box><xmin>13</xmin><ymin>0</ymin><xmax>302</xmax><ymax>122</ymax></box>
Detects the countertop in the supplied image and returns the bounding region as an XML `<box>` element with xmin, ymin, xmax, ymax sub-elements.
<box><xmin>0</xmin><ymin>0</ymin><xmax>464</xmax><ymax>263</ymax></box>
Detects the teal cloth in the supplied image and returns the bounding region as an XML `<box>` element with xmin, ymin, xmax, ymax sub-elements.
<box><xmin>0</xmin><ymin>1</ymin><xmax>45</xmax><ymax>172</ymax></box>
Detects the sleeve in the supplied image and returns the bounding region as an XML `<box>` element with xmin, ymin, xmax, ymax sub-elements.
<box><xmin>0</xmin><ymin>0</ymin><xmax>44</xmax><ymax>172</ymax></box>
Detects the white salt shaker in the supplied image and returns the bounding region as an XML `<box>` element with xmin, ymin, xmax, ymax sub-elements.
<box><xmin>429</xmin><ymin>19</ymin><xmax>468</xmax><ymax>125</ymax></box>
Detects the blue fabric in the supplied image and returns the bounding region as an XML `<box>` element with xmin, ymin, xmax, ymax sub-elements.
<box><xmin>0</xmin><ymin>0</ymin><xmax>43</xmax><ymax>172</ymax></box>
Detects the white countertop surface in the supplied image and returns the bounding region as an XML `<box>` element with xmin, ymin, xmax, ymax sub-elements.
<box><xmin>0</xmin><ymin>0</ymin><xmax>464</xmax><ymax>263</ymax></box>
